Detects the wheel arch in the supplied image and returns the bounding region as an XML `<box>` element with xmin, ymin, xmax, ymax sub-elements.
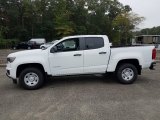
<box><xmin>16</xmin><ymin>63</ymin><xmax>46</xmax><ymax>78</ymax></box>
<box><xmin>116</xmin><ymin>59</ymin><xmax>142</xmax><ymax>75</ymax></box>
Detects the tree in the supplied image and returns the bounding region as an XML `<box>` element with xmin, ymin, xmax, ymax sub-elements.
<box><xmin>0</xmin><ymin>0</ymin><xmax>144</xmax><ymax>43</ymax></box>
<box><xmin>53</xmin><ymin>0</ymin><xmax>75</xmax><ymax>37</ymax></box>
<box><xmin>112</xmin><ymin>12</ymin><xmax>144</xmax><ymax>45</ymax></box>
<box><xmin>135</xmin><ymin>26</ymin><xmax>160</xmax><ymax>36</ymax></box>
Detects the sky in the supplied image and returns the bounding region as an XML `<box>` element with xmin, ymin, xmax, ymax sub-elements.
<box><xmin>118</xmin><ymin>0</ymin><xmax>160</xmax><ymax>29</ymax></box>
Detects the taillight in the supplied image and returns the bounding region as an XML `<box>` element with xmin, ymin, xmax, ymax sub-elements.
<box><xmin>152</xmin><ymin>48</ymin><xmax>156</xmax><ymax>60</ymax></box>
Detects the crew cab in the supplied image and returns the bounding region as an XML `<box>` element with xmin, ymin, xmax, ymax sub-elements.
<box><xmin>6</xmin><ymin>35</ymin><xmax>156</xmax><ymax>90</ymax></box>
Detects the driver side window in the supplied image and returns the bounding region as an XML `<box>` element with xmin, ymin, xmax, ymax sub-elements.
<box><xmin>56</xmin><ymin>38</ymin><xmax>79</xmax><ymax>52</ymax></box>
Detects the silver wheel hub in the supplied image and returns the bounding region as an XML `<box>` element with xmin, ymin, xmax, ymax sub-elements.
<box><xmin>122</xmin><ymin>68</ymin><xmax>134</xmax><ymax>81</ymax></box>
<box><xmin>24</xmin><ymin>73</ymin><xmax>39</xmax><ymax>86</ymax></box>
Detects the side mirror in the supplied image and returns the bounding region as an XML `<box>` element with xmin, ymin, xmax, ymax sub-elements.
<box><xmin>50</xmin><ymin>46</ymin><xmax>57</xmax><ymax>53</ymax></box>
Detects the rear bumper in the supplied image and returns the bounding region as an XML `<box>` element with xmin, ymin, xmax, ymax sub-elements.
<box><xmin>149</xmin><ymin>62</ymin><xmax>156</xmax><ymax>70</ymax></box>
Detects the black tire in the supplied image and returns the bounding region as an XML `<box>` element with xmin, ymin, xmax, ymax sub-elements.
<box><xmin>12</xmin><ymin>79</ymin><xmax>17</xmax><ymax>84</ymax></box>
<box><xmin>116</xmin><ymin>63</ymin><xmax>138</xmax><ymax>84</ymax></box>
<box><xmin>41</xmin><ymin>46</ymin><xmax>45</xmax><ymax>49</ymax></box>
<box><xmin>19</xmin><ymin>67</ymin><xmax>44</xmax><ymax>90</ymax></box>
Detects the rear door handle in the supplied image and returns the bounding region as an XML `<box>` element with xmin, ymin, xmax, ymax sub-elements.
<box><xmin>99</xmin><ymin>52</ymin><xmax>107</xmax><ymax>54</ymax></box>
<box><xmin>74</xmin><ymin>54</ymin><xmax>82</xmax><ymax>56</ymax></box>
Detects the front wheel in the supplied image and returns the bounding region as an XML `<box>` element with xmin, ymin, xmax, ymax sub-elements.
<box><xmin>116</xmin><ymin>64</ymin><xmax>138</xmax><ymax>84</ymax></box>
<box><xmin>19</xmin><ymin>68</ymin><xmax>44</xmax><ymax>90</ymax></box>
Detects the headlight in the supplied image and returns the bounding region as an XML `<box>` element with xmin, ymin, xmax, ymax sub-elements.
<box><xmin>7</xmin><ymin>57</ymin><xmax>16</xmax><ymax>63</ymax></box>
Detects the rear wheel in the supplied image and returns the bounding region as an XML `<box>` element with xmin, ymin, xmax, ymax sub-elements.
<box><xmin>116</xmin><ymin>63</ymin><xmax>138</xmax><ymax>84</ymax></box>
<box><xmin>19</xmin><ymin>67</ymin><xmax>44</xmax><ymax>90</ymax></box>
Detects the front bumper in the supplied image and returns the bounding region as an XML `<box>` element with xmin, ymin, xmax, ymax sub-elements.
<box><xmin>6</xmin><ymin>63</ymin><xmax>17</xmax><ymax>79</ymax></box>
<box><xmin>6</xmin><ymin>72</ymin><xmax>12</xmax><ymax>79</ymax></box>
<box><xmin>6</xmin><ymin>72</ymin><xmax>17</xmax><ymax>84</ymax></box>
<box><xmin>149</xmin><ymin>62</ymin><xmax>156</xmax><ymax>70</ymax></box>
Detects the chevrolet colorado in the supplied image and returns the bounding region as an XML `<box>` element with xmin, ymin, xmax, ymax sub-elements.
<box><xmin>6</xmin><ymin>35</ymin><xmax>156</xmax><ymax>90</ymax></box>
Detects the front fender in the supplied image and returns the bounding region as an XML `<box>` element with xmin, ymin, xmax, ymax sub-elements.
<box><xmin>13</xmin><ymin>56</ymin><xmax>50</xmax><ymax>75</ymax></box>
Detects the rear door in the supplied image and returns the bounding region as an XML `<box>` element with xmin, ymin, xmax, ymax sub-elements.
<box><xmin>83</xmin><ymin>37</ymin><xmax>109</xmax><ymax>73</ymax></box>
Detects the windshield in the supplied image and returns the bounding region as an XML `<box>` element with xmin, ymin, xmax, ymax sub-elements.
<box><xmin>41</xmin><ymin>40</ymin><xmax>59</xmax><ymax>50</ymax></box>
<box><xmin>51</xmin><ymin>40</ymin><xmax>59</xmax><ymax>44</ymax></box>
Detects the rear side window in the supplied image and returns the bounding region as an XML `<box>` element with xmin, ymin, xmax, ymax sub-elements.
<box><xmin>85</xmin><ymin>37</ymin><xmax>104</xmax><ymax>50</ymax></box>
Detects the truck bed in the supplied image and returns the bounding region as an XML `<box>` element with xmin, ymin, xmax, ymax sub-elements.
<box><xmin>108</xmin><ymin>45</ymin><xmax>155</xmax><ymax>70</ymax></box>
<box><xmin>110</xmin><ymin>45</ymin><xmax>152</xmax><ymax>48</ymax></box>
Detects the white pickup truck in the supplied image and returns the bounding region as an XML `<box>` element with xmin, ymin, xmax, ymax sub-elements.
<box><xmin>6</xmin><ymin>35</ymin><xmax>156</xmax><ymax>90</ymax></box>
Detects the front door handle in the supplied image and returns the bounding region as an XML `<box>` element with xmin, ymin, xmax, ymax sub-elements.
<box><xmin>99</xmin><ymin>52</ymin><xmax>107</xmax><ymax>54</ymax></box>
<box><xmin>74</xmin><ymin>54</ymin><xmax>82</xmax><ymax>56</ymax></box>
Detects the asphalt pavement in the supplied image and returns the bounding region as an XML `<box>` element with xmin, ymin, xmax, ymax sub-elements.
<box><xmin>0</xmin><ymin>63</ymin><xmax>160</xmax><ymax>120</ymax></box>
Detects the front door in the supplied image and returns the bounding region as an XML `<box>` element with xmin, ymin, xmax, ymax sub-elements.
<box><xmin>49</xmin><ymin>38</ymin><xmax>83</xmax><ymax>76</ymax></box>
